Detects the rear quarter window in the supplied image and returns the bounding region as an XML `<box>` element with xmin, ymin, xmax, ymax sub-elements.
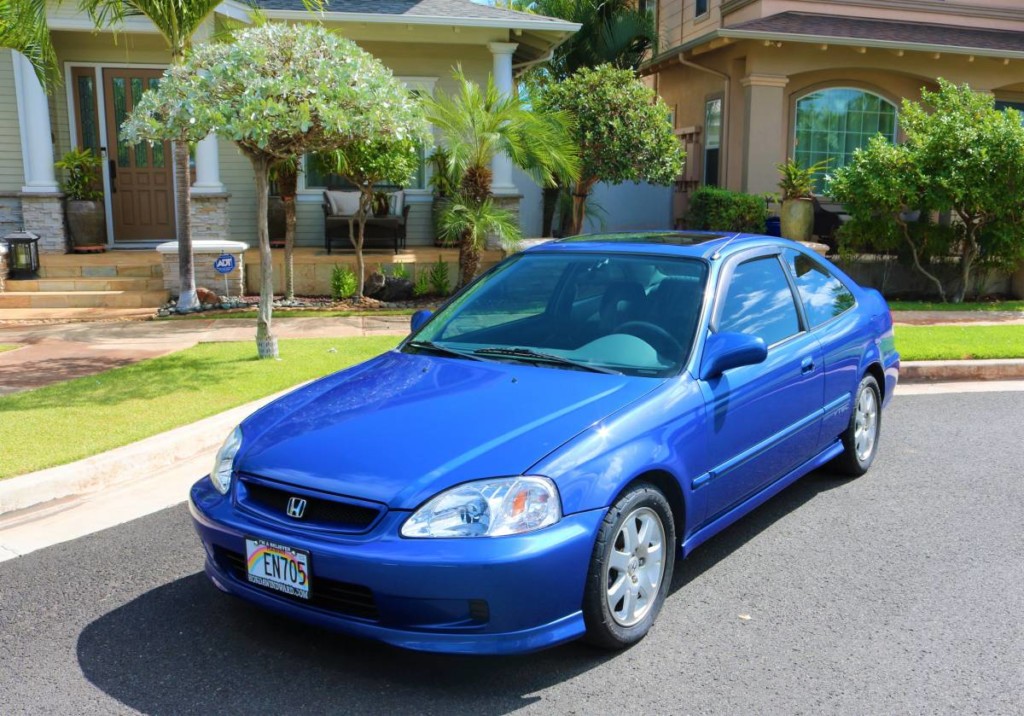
<box><xmin>782</xmin><ymin>249</ymin><xmax>856</xmax><ymax>327</ymax></box>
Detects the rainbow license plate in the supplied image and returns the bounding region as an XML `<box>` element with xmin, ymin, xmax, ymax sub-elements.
<box><xmin>245</xmin><ymin>538</ymin><xmax>311</xmax><ymax>599</ymax></box>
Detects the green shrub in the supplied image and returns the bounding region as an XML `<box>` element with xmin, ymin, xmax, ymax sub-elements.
<box><xmin>413</xmin><ymin>267</ymin><xmax>431</xmax><ymax>297</ymax></box>
<box><xmin>428</xmin><ymin>257</ymin><xmax>451</xmax><ymax>297</ymax></box>
<box><xmin>390</xmin><ymin>263</ymin><xmax>410</xmax><ymax>280</ymax></box>
<box><xmin>330</xmin><ymin>265</ymin><xmax>357</xmax><ymax>299</ymax></box>
<box><xmin>685</xmin><ymin>187</ymin><xmax>768</xmax><ymax>233</ymax></box>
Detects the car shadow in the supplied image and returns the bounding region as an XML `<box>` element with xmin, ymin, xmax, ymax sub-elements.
<box><xmin>76</xmin><ymin>469</ymin><xmax>849</xmax><ymax>715</ymax></box>
<box><xmin>670</xmin><ymin>467</ymin><xmax>850</xmax><ymax>593</ymax></box>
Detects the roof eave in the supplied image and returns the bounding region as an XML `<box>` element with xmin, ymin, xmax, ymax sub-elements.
<box><xmin>254</xmin><ymin>8</ymin><xmax>580</xmax><ymax>34</ymax></box>
<box><xmin>719</xmin><ymin>28</ymin><xmax>1024</xmax><ymax>61</ymax></box>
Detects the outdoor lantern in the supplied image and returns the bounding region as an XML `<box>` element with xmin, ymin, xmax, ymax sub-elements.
<box><xmin>3</xmin><ymin>231</ymin><xmax>41</xmax><ymax>278</ymax></box>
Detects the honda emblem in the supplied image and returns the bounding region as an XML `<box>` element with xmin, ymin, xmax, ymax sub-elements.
<box><xmin>286</xmin><ymin>497</ymin><xmax>307</xmax><ymax>519</ymax></box>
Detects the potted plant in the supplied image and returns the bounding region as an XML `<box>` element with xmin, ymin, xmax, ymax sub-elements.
<box><xmin>777</xmin><ymin>158</ymin><xmax>827</xmax><ymax>242</ymax></box>
<box><xmin>55</xmin><ymin>149</ymin><xmax>106</xmax><ymax>252</ymax></box>
<box><xmin>428</xmin><ymin>147</ymin><xmax>460</xmax><ymax>246</ymax></box>
<box><xmin>372</xmin><ymin>189</ymin><xmax>390</xmax><ymax>217</ymax></box>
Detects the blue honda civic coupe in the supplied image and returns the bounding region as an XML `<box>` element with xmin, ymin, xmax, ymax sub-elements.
<box><xmin>189</xmin><ymin>232</ymin><xmax>899</xmax><ymax>655</ymax></box>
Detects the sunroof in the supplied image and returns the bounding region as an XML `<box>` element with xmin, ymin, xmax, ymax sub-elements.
<box><xmin>558</xmin><ymin>231</ymin><xmax>730</xmax><ymax>246</ymax></box>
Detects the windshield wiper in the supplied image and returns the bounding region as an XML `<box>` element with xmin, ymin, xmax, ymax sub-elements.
<box><xmin>473</xmin><ymin>347</ymin><xmax>621</xmax><ymax>374</ymax></box>
<box><xmin>406</xmin><ymin>340</ymin><xmax>491</xmax><ymax>362</ymax></box>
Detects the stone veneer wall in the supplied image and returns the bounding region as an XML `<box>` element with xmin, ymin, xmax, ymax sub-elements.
<box><xmin>0</xmin><ymin>193</ymin><xmax>23</xmax><ymax>238</ymax></box>
<box><xmin>19</xmin><ymin>193</ymin><xmax>66</xmax><ymax>252</ymax></box>
<box><xmin>190</xmin><ymin>193</ymin><xmax>231</xmax><ymax>241</ymax></box>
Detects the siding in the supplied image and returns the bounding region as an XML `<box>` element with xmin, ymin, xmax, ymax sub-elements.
<box><xmin>0</xmin><ymin>51</ymin><xmax>25</xmax><ymax>192</ymax></box>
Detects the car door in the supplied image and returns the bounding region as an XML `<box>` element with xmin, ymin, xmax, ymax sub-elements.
<box><xmin>696</xmin><ymin>251</ymin><xmax>825</xmax><ymax>522</ymax></box>
<box><xmin>781</xmin><ymin>248</ymin><xmax>862</xmax><ymax>450</ymax></box>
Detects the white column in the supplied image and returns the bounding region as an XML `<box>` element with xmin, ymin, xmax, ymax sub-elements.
<box><xmin>488</xmin><ymin>42</ymin><xmax>519</xmax><ymax>196</ymax></box>
<box><xmin>12</xmin><ymin>51</ymin><xmax>59</xmax><ymax>193</ymax></box>
<box><xmin>190</xmin><ymin>19</ymin><xmax>224</xmax><ymax>195</ymax></box>
<box><xmin>192</xmin><ymin>134</ymin><xmax>224</xmax><ymax>193</ymax></box>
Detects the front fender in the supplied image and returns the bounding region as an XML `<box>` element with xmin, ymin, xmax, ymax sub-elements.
<box><xmin>530</xmin><ymin>375</ymin><xmax>707</xmax><ymax>537</ymax></box>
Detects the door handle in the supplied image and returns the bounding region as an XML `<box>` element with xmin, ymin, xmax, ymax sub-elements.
<box><xmin>108</xmin><ymin>159</ymin><xmax>117</xmax><ymax>193</ymax></box>
<box><xmin>800</xmin><ymin>356</ymin><xmax>815</xmax><ymax>374</ymax></box>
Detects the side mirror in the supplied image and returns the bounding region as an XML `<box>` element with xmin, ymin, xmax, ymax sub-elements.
<box><xmin>410</xmin><ymin>309</ymin><xmax>433</xmax><ymax>333</ymax></box>
<box><xmin>700</xmin><ymin>332</ymin><xmax>767</xmax><ymax>380</ymax></box>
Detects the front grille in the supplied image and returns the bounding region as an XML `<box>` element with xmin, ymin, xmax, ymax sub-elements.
<box><xmin>240</xmin><ymin>478</ymin><xmax>382</xmax><ymax>532</ymax></box>
<box><xmin>215</xmin><ymin>547</ymin><xmax>379</xmax><ymax>620</ymax></box>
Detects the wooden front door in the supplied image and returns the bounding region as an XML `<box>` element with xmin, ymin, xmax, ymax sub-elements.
<box><xmin>102</xmin><ymin>68</ymin><xmax>175</xmax><ymax>242</ymax></box>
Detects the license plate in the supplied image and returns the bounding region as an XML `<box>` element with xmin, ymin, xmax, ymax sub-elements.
<box><xmin>245</xmin><ymin>538</ymin><xmax>311</xmax><ymax>599</ymax></box>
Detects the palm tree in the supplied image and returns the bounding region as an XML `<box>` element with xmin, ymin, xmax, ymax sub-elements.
<box><xmin>79</xmin><ymin>0</ymin><xmax>224</xmax><ymax>311</ymax></box>
<box><xmin>0</xmin><ymin>0</ymin><xmax>58</xmax><ymax>87</ymax></box>
<box><xmin>423</xmin><ymin>68</ymin><xmax>578</xmax><ymax>285</ymax></box>
<box><xmin>533</xmin><ymin>0</ymin><xmax>657</xmax><ymax>80</ymax></box>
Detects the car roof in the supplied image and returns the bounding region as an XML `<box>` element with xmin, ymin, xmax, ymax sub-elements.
<box><xmin>527</xmin><ymin>231</ymin><xmax>779</xmax><ymax>260</ymax></box>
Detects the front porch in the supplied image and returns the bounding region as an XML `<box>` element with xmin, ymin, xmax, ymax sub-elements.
<box><xmin>0</xmin><ymin>245</ymin><xmax>505</xmax><ymax>316</ymax></box>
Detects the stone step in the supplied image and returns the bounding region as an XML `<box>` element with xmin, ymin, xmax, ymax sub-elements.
<box><xmin>37</xmin><ymin>264</ymin><xmax>162</xmax><ymax>279</ymax></box>
<box><xmin>0</xmin><ymin>290</ymin><xmax>168</xmax><ymax>309</ymax></box>
<box><xmin>6</xmin><ymin>277</ymin><xmax>165</xmax><ymax>292</ymax></box>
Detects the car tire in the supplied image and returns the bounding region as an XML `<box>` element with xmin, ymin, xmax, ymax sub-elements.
<box><xmin>582</xmin><ymin>483</ymin><xmax>676</xmax><ymax>650</ymax></box>
<box><xmin>833</xmin><ymin>374</ymin><xmax>882</xmax><ymax>477</ymax></box>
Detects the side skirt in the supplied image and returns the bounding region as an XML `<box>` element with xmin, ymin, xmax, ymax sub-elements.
<box><xmin>680</xmin><ymin>440</ymin><xmax>845</xmax><ymax>557</ymax></box>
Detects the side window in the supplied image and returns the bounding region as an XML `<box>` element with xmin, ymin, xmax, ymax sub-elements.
<box><xmin>718</xmin><ymin>257</ymin><xmax>801</xmax><ymax>346</ymax></box>
<box><xmin>782</xmin><ymin>249</ymin><xmax>856</xmax><ymax>327</ymax></box>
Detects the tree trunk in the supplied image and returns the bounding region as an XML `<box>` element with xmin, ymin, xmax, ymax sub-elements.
<box><xmin>570</xmin><ymin>178</ymin><xmax>598</xmax><ymax>236</ymax></box>
<box><xmin>458</xmin><ymin>233</ymin><xmax>480</xmax><ymax>288</ymax></box>
<box><xmin>541</xmin><ymin>186</ymin><xmax>560</xmax><ymax>238</ymax></box>
<box><xmin>952</xmin><ymin>223</ymin><xmax>979</xmax><ymax>304</ymax></box>
<box><xmin>899</xmin><ymin>218</ymin><xmax>946</xmax><ymax>303</ymax></box>
<box><xmin>283</xmin><ymin>196</ymin><xmax>296</xmax><ymax>300</ymax></box>
<box><xmin>173</xmin><ymin>140</ymin><xmax>198</xmax><ymax>311</ymax></box>
<box><xmin>250</xmin><ymin>154</ymin><xmax>278</xmax><ymax>359</ymax></box>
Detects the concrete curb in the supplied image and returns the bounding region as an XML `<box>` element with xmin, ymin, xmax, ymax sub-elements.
<box><xmin>0</xmin><ymin>386</ymin><xmax>300</xmax><ymax>516</ymax></box>
<box><xmin>901</xmin><ymin>359</ymin><xmax>1024</xmax><ymax>382</ymax></box>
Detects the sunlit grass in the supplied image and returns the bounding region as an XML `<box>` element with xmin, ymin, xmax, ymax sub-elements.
<box><xmin>0</xmin><ymin>344</ymin><xmax>19</xmax><ymax>353</ymax></box>
<box><xmin>889</xmin><ymin>300</ymin><xmax>1024</xmax><ymax>312</ymax></box>
<box><xmin>896</xmin><ymin>325</ymin><xmax>1024</xmax><ymax>361</ymax></box>
<box><xmin>0</xmin><ymin>336</ymin><xmax>398</xmax><ymax>479</ymax></box>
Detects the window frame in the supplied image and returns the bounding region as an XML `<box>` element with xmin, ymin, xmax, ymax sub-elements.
<box><xmin>791</xmin><ymin>86</ymin><xmax>898</xmax><ymax>194</ymax></box>
<box><xmin>695</xmin><ymin>0</ymin><xmax>709</xmax><ymax>19</ymax></box>
<box><xmin>703</xmin><ymin>95</ymin><xmax>723</xmax><ymax>187</ymax></box>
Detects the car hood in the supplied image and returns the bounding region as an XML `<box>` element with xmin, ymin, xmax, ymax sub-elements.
<box><xmin>236</xmin><ymin>350</ymin><xmax>661</xmax><ymax>509</ymax></box>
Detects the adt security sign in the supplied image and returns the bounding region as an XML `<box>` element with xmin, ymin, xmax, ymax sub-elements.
<box><xmin>214</xmin><ymin>253</ymin><xmax>236</xmax><ymax>274</ymax></box>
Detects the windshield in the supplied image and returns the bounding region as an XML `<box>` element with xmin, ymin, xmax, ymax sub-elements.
<box><xmin>406</xmin><ymin>252</ymin><xmax>709</xmax><ymax>377</ymax></box>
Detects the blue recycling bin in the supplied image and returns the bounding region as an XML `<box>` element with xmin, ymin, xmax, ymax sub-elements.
<box><xmin>764</xmin><ymin>216</ymin><xmax>782</xmax><ymax>237</ymax></box>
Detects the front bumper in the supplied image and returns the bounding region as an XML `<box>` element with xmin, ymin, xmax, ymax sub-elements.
<box><xmin>189</xmin><ymin>478</ymin><xmax>604</xmax><ymax>655</ymax></box>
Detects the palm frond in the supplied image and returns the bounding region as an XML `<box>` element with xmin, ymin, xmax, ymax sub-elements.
<box><xmin>438</xmin><ymin>197</ymin><xmax>522</xmax><ymax>253</ymax></box>
<box><xmin>0</xmin><ymin>0</ymin><xmax>58</xmax><ymax>88</ymax></box>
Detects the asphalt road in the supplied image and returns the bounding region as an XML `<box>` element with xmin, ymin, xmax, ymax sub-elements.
<box><xmin>1</xmin><ymin>390</ymin><xmax>1022</xmax><ymax>715</ymax></box>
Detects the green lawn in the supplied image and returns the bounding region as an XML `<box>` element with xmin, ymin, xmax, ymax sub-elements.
<box><xmin>161</xmin><ymin>308</ymin><xmax>418</xmax><ymax>320</ymax></box>
<box><xmin>897</xmin><ymin>325</ymin><xmax>1024</xmax><ymax>361</ymax></box>
<box><xmin>0</xmin><ymin>344</ymin><xmax>19</xmax><ymax>353</ymax></box>
<box><xmin>0</xmin><ymin>336</ymin><xmax>398</xmax><ymax>480</ymax></box>
<box><xmin>889</xmin><ymin>300</ymin><xmax>1024</xmax><ymax>312</ymax></box>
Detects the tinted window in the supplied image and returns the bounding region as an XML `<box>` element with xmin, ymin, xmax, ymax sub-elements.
<box><xmin>718</xmin><ymin>257</ymin><xmax>800</xmax><ymax>346</ymax></box>
<box><xmin>410</xmin><ymin>253</ymin><xmax>708</xmax><ymax>377</ymax></box>
<box><xmin>783</xmin><ymin>249</ymin><xmax>855</xmax><ymax>327</ymax></box>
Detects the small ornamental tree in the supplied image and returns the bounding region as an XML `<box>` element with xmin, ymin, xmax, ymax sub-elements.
<box><xmin>830</xmin><ymin>80</ymin><xmax>1024</xmax><ymax>303</ymax></box>
<box><xmin>124</xmin><ymin>23</ymin><xmax>428</xmax><ymax>357</ymax></box>
<box><xmin>535</xmin><ymin>65</ymin><xmax>684</xmax><ymax>235</ymax></box>
<box><xmin>327</xmin><ymin>136</ymin><xmax>426</xmax><ymax>297</ymax></box>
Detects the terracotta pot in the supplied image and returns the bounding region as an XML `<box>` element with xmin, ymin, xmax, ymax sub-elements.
<box><xmin>65</xmin><ymin>199</ymin><xmax>106</xmax><ymax>249</ymax></box>
<box><xmin>780</xmin><ymin>198</ymin><xmax>813</xmax><ymax>243</ymax></box>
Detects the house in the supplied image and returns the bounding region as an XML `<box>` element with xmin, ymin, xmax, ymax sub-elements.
<box><xmin>641</xmin><ymin>0</ymin><xmax>1024</xmax><ymax>225</ymax></box>
<box><xmin>0</xmin><ymin>0</ymin><xmax>578</xmax><ymax>304</ymax></box>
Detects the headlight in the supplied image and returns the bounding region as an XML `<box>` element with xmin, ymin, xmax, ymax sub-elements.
<box><xmin>401</xmin><ymin>476</ymin><xmax>561</xmax><ymax>538</ymax></box>
<box><xmin>210</xmin><ymin>426</ymin><xmax>243</xmax><ymax>495</ymax></box>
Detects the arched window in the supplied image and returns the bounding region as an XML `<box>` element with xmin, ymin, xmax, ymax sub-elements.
<box><xmin>794</xmin><ymin>88</ymin><xmax>897</xmax><ymax>192</ymax></box>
